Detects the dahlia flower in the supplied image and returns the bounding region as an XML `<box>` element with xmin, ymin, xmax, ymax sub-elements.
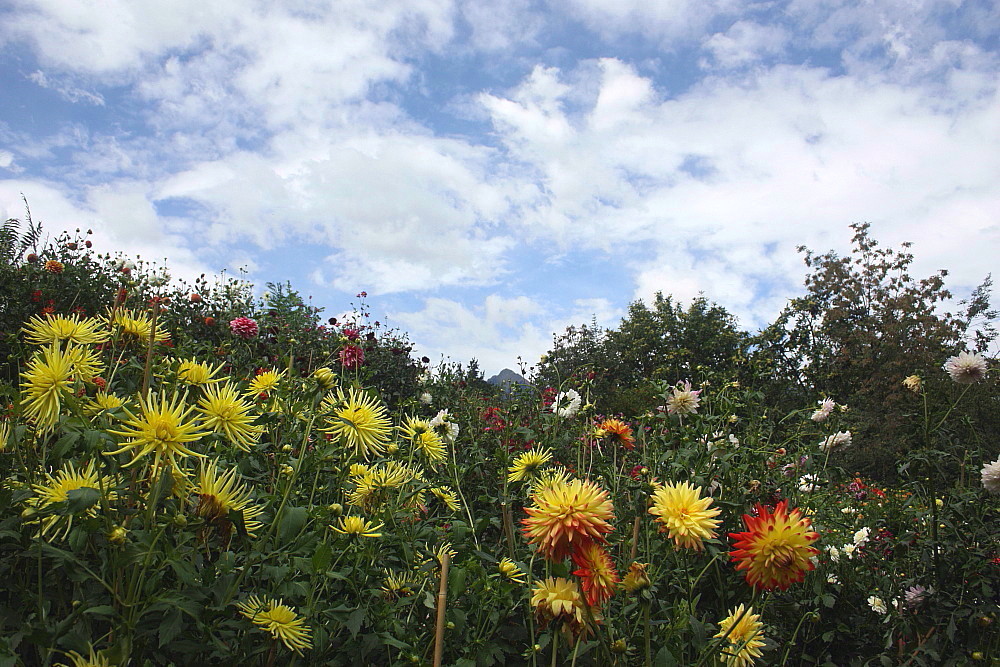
<box><xmin>522</xmin><ymin>477</ymin><xmax>614</xmax><ymax>562</ymax></box>
<box><xmin>867</xmin><ymin>595</ymin><xmax>887</xmax><ymax>615</ymax></box>
<box><xmin>942</xmin><ymin>351</ymin><xmax>988</xmax><ymax>384</ymax></box>
<box><xmin>819</xmin><ymin>431</ymin><xmax>852</xmax><ymax>453</ymax></box>
<box><xmin>596</xmin><ymin>418</ymin><xmax>634</xmax><ymax>449</ymax></box>
<box><xmin>981</xmin><ymin>457</ymin><xmax>1000</xmax><ymax>494</ymax></box>
<box><xmin>648</xmin><ymin>481</ymin><xmax>721</xmax><ymax>551</ymax></box>
<box><xmin>236</xmin><ymin>596</ymin><xmax>312</xmax><ymax>654</ymax></box>
<box><xmin>715</xmin><ymin>604</ymin><xmax>765</xmax><ymax>667</ymax></box>
<box><xmin>811</xmin><ymin>398</ymin><xmax>835</xmax><ymax>422</ymax></box>
<box><xmin>229</xmin><ymin>317</ymin><xmax>259</xmax><ymax>339</ymax></box>
<box><xmin>902</xmin><ymin>375</ymin><xmax>922</xmax><ymax>392</ymax></box>
<box><xmin>729</xmin><ymin>500</ymin><xmax>819</xmax><ymax>591</ymax></box>
<box><xmin>666</xmin><ymin>380</ymin><xmax>701</xmax><ymax>416</ymax></box>
<box><xmin>571</xmin><ymin>542</ymin><xmax>619</xmax><ymax>606</ymax></box>
<box><xmin>552</xmin><ymin>389</ymin><xmax>582</xmax><ymax>418</ymax></box>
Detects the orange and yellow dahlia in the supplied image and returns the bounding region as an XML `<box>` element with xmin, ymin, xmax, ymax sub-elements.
<box><xmin>729</xmin><ymin>500</ymin><xmax>819</xmax><ymax>591</ymax></box>
<box><xmin>571</xmin><ymin>542</ymin><xmax>619</xmax><ymax>607</ymax></box>
<box><xmin>596</xmin><ymin>418</ymin><xmax>634</xmax><ymax>450</ymax></box>
<box><xmin>522</xmin><ymin>477</ymin><xmax>613</xmax><ymax>562</ymax></box>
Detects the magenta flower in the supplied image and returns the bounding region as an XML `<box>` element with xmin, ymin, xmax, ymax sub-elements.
<box><xmin>339</xmin><ymin>343</ymin><xmax>365</xmax><ymax>369</ymax></box>
<box><xmin>229</xmin><ymin>317</ymin><xmax>259</xmax><ymax>339</ymax></box>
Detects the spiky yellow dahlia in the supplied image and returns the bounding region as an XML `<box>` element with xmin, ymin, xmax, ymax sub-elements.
<box><xmin>729</xmin><ymin>500</ymin><xmax>819</xmax><ymax>591</ymax></box>
<box><xmin>571</xmin><ymin>542</ymin><xmax>619</xmax><ymax>606</ymax></box>
<box><xmin>22</xmin><ymin>313</ymin><xmax>108</xmax><ymax>346</ymax></box>
<box><xmin>399</xmin><ymin>416</ymin><xmax>446</xmax><ymax>463</ymax></box>
<box><xmin>20</xmin><ymin>343</ymin><xmax>77</xmax><ymax>432</ymax></box>
<box><xmin>28</xmin><ymin>460</ymin><xmax>118</xmax><ymax>539</ymax></box>
<box><xmin>429</xmin><ymin>485</ymin><xmax>460</xmax><ymax>511</ymax></box>
<box><xmin>498</xmin><ymin>557</ymin><xmax>526</xmax><ymax>583</ymax></box>
<box><xmin>176</xmin><ymin>358</ymin><xmax>228</xmax><ymax>385</ymax></box>
<box><xmin>107</xmin><ymin>391</ymin><xmax>208</xmax><ymax>470</ymax></box>
<box><xmin>521</xmin><ymin>477</ymin><xmax>614</xmax><ymax>562</ymax></box>
<box><xmin>715</xmin><ymin>604</ymin><xmax>765</xmax><ymax>667</ymax></box>
<box><xmin>321</xmin><ymin>388</ymin><xmax>392</xmax><ymax>460</ymax></box>
<box><xmin>197</xmin><ymin>382</ymin><xmax>262</xmax><ymax>451</ymax></box>
<box><xmin>648</xmin><ymin>481</ymin><xmax>722</xmax><ymax>551</ymax></box>
<box><xmin>508</xmin><ymin>447</ymin><xmax>553</xmax><ymax>483</ymax></box>
<box><xmin>57</xmin><ymin>645</ymin><xmax>113</xmax><ymax>667</ymax></box>
<box><xmin>330</xmin><ymin>515</ymin><xmax>383</xmax><ymax>539</ymax></box>
<box><xmin>236</xmin><ymin>596</ymin><xmax>312</xmax><ymax>654</ymax></box>
<box><xmin>192</xmin><ymin>460</ymin><xmax>264</xmax><ymax>537</ymax></box>
<box><xmin>246</xmin><ymin>369</ymin><xmax>282</xmax><ymax>396</ymax></box>
<box><xmin>106</xmin><ymin>308</ymin><xmax>170</xmax><ymax>344</ymax></box>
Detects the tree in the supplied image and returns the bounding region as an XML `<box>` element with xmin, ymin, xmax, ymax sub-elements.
<box><xmin>761</xmin><ymin>223</ymin><xmax>997</xmax><ymax>478</ymax></box>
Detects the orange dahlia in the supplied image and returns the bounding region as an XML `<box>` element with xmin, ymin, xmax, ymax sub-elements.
<box><xmin>522</xmin><ymin>477</ymin><xmax>614</xmax><ymax>562</ymax></box>
<box><xmin>571</xmin><ymin>542</ymin><xmax>619</xmax><ymax>606</ymax></box>
<box><xmin>597</xmin><ymin>418</ymin><xmax>634</xmax><ymax>450</ymax></box>
<box><xmin>729</xmin><ymin>500</ymin><xmax>819</xmax><ymax>591</ymax></box>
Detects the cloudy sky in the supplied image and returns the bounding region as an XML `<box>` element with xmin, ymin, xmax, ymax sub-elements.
<box><xmin>1</xmin><ymin>0</ymin><xmax>997</xmax><ymax>374</ymax></box>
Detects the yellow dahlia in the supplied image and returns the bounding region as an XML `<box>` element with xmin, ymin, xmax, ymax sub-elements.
<box><xmin>236</xmin><ymin>595</ymin><xmax>312</xmax><ymax>654</ymax></box>
<box><xmin>107</xmin><ymin>391</ymin><xmax>208</xmax><ymax>470</ymax></box>
<box><xmin>399</xmin><ymin>416</ymin><xmax>446</xmax><ymax>463</ymax></box>
<box><xmin>197</xmin><ymin>382</ymin><xmax>263</xmax><ymax>451</ymax></box>
<box><xmin>596</xmin><ymin>418</ymin><xmax>634</xmax><ymax>450</ymax></box>
<box><xmin>85</xmin><ymin>391</ymin><xmax>127</xmax><ymax>417</ymax></box>
<box><xmin>246</xmin><ymin>369</ymin><xmax>282</xmax><ymax>396</ymax></box>
<box><xmin>522</xmin><ymin>477</ymin><xmax>614</xmax><ymax>562</ymax></box>
<box><xmin>176</xmin><ymin>358</ymin><xmax>228</xmax><ymax>385</ymax></box>
<box><xmin>571</xmin><ymin>542</ymin><xmax>619</xmax><ymax>606</ymax></box>
<box><xmin>56</xmin><ymin>645</ymin><xmax>112</xmax><ymax>667</ymax></box>
<box><xmin>381</xmin><ymin>570</ymin><xmax>416</xmax><ymax>599</ymax></box>
<box><xmin>321</xmin><ymin>388</ymin><xmax>392</xmax><ymax>460</ymax></box>
<box><xmin>330</xmin><ymin>515</ymin><xmax>383</xmax><ymax>538</ymax></box>
<box><xmin>347</xmin><ymin>463</ymin><xmax>411</xmax><ymax>508</ymax></box>
<box><xmin>429</xmin><ymin>485</ymin><xmax>460</xmax><ymax>511</ymax></box>
<box><xmin>508</xmin><ymin>447</ymin><xmax>553</xmax><ymax>483</ymax></box>
<box><xmin>28</xmin><ymin>460</ymin><xmax>118</xmax><ymax>539</ymax></box>
<box><xmin>729</xmin><ymin>500</ymin><xmax>820</xmax><ymax>591</ymax></box>
<box><xmin>498</xmin><ymin>557</ymin><xmax>526</xmax><ymax>583</ymax></box>
<box><xmin>715</xmin><ymin>604</ymin><xmax>765</xmax><ymax>667</ymax></box>
<box><xmin>107</xmin><ymin>308</ymin><xmax>170</xmax><ymax>344</ymax></box>
<box><xmin>531</xmin><ymin>577</ymin><xmax>600</xmax><ymax>638</ymax></box>
<box><xmin>192</xmin><ymin>460</ymin><xmax>264</xmax><ymax>537</ymax></box>
<box><xmin>648</xmin><ymin>481</ymin><xmax>722</xmax><ymax>551</ymax></box>
<box><xmin>312</xmin><ymin>366</ymin><xmax>337</xmax><ymax>390</ymax></box>
<box><xmin>20</xmin><ymin>343</ymin><xmax>77</xmax><ymax>432</ymax></box>
<box><xmin>22</xmin><ymin>313</ymin><xmax>108</xmax><ymax>346</ymax></box>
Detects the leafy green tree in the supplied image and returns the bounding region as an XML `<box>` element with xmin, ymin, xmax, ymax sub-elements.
<box><xmin>761</xmin><ymin>222</ymin><xmax>997</xmax><ymax>478</ymax></box>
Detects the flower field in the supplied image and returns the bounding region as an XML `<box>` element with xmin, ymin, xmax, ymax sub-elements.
<box><xmin>0</xmin><ymin>222</ymin><xmax>997</xmax><ymax>666</ymax></box>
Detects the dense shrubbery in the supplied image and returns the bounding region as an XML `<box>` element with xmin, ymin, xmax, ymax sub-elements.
<box><xmin>0</xmin><ymin>212</ymin><xmax>997</xmax><ymax>666</ymax></box>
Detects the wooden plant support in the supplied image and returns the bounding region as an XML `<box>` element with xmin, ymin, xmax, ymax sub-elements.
<box><xmin>433</xmin><ymin>552</ymin><xmax>450</xmax><ymax>667</ymax></box>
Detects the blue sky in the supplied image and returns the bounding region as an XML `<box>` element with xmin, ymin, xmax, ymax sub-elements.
<box><xmin>1</xmin><ymin>0</ymin><xmax>997</xmax><ymax>375</ymax></box>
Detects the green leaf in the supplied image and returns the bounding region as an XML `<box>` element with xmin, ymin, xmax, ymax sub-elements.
<box><xmin>346</xmin><ymin>607</ymin><xmax>365</xmax><ymax>638</ymax></box>
<box><xmin>312</xmin><ymin>542</ymin><xmax>333</xmax><ymax>573</ymax></box>
<box><xmin>654</xmin><ymin>646</ymin><xmax>677</xmax><ymax>667</ymax></box>
<box><xmin>63</xmin><ymin>487</ymin><xmax>101</xmax><ymax>514</ymax></box>
<box><xmin>277</xmin><ymin>506</ymin><xmax>307</xmax><ymax>543</ymax></box>
<box><xmin>158</xmin><ymin>607</ymin><xmax>184</xmax><ymax>647</ymax></box>
<box><xmin>82</xmin><ymin>605</ymin><xmax>115</xmax><ymax>618</ymax></box>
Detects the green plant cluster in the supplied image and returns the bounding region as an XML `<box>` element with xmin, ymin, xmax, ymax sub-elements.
<box><xmin>0</xmin><ymin>212</ymin><xmax>996</xmax><ymax>666</ymax></box>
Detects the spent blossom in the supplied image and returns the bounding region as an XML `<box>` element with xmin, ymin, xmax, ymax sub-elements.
<box><xmin>811</xmin><ymin>398</ymin><xmax>835</xmax><ymax>422</ymax></box>
<box><xmin>819</xmin><ymin>431</ymin><xmax>852</xmax><ymax>453</ymax></box>
<box><xmin>942</xmin><ymin>351</ymin><xmax>988</xmax><ymax>384</ymax></box>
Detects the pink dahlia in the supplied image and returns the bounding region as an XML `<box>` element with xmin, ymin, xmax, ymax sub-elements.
<box><xmin>229</xmin><ymin>317</ymin><xmax>259</xmax><ymax>339</ymax></box>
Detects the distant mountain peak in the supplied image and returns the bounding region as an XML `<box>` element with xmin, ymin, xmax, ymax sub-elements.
<box><xmin>486</xmin><ymin>368</ymin><xmax>528</xmax><ymax>388</ymax></box>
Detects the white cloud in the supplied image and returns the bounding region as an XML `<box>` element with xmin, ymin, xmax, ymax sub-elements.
<box><xmin>701</xmin><ymin>21</ymin><xmax>789</xmax><ymax>68</ymax></box>
<box><xmin>481</xmin><ymin>58</ymin><xmax>1000</xmax><ymax>327</ymax></box>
